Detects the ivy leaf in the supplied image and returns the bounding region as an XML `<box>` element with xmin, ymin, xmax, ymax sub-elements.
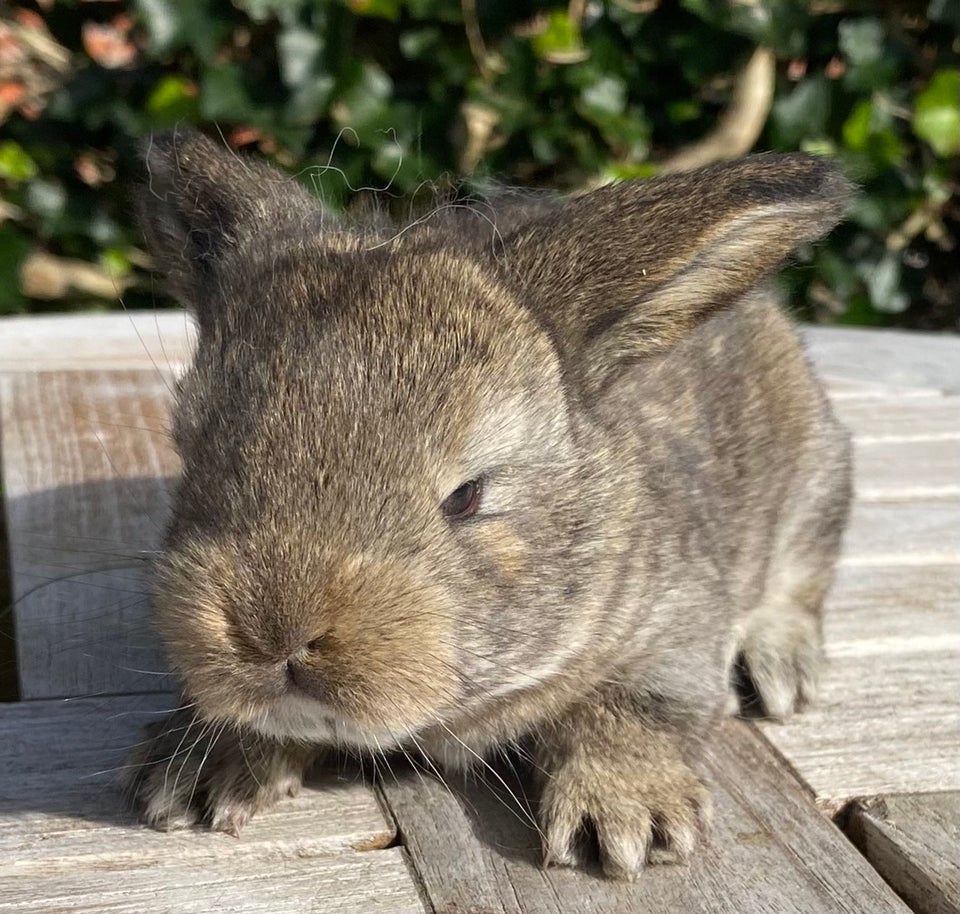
<box><xmin>839</xmin><ymin>17</ymin><xmax>897</xmax><ymax>91</ymax></box>
<box><xmin>859</xmin><ymin>254</ymin><xmax>909</xmax><ymax>314</ymax></box>
<box><xmin>531</xmin><ymin>11</ymin><xmax>589</xmax><ymax>65</ymax></box>
<box><xmin>200</xmin><ymin>64</ymin><xmax>251</xmax><ymax>121</ymax></box>
<box><xmin>0</xmin><ymin>141</ymin><xmax>39</xmax><ymax>182</ymax></box>
<box><xmin>347</xmin><ymin>0</ymin><xmax>401</xmax><ymax>20</ymax></box>
<box><xmin>580</xmin><ymin>76</ymin><xmax>627</xmax><ymax>120</ymax></box>
<box><xmin>842</xmin><ymin>98</ymin><xmax>904</xmax><ymax>167</ymax></box>
<box><xmin>145</xmin><ymin>75</ymin><xmax>200</xmax><ymax>126</ymax></box>
<box><xmin>278</xmin><ymin>26</ymin><xmax>324</xmax><ymax>89</ymax></box>
<box><xmin>329</xmin><ymin>61</ymin><xmax>393</xmax><ymax>144</ymax></box>
<box><xmin>135</xmin><ymin>0</ymin><xmax>225</xmax><ymax>61</ymax></box>
<box><xmin>0</xmin><ymin>226</ymin><xmax>30</xmax><ymax>313</ymax></box>
<box><xmin>770</xmin><ymin>76</ymin><xmax>830</xmax><ymax>147</ymax></box>
<box><xmin>913</xmin><ymin>69</ymin><xmax>960</xmax><ymax>157</ymax></box>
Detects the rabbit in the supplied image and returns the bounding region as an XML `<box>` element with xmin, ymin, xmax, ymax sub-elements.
<box><xmin>125</xmin><ymin>128</ymin><xmax>853</xmax><ymax>880</ymax></box>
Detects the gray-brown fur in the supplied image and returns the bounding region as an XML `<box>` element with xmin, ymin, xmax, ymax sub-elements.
<box><xmin>128</xmin><ymin>128</ymin><xmax>853</xmax><ymax>879</ymax></box>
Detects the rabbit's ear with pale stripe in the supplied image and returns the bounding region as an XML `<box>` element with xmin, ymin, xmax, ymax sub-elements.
<box><xmin>501</xmin><ymin>154</ymin><xmax>854</xmax><ymax>397</ymax></box>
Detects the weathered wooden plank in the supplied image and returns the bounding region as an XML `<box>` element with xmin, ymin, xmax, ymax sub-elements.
<box><xmin>0</xmin><ymin>310</ymin><xmax>194</xmax><ymax>372</ymax></box>
<box><xmin>379</xmin><ymin>720</ymin><xmax>911</xmax><ymax>914</ymax></box>
<box><xmin>847</xmin><ymin>793</ymin><xmax>960</xmax><ymax>914</ymax></box>
<box><xmin>1</xmin><ymin>848</ymin><xmax>425</xmax><ymax>914</ymax></box>
<box><xmin>824</xmin><ymin>380</ymin><xmax>944</xmax><ymax>401</ymax></box>
<box><xmin>853</xmin><ymin>438</ymin><xmax>960</xmax><ymax>500</ymax></box>
<box><xmin>804</xmin><ymin>326</ymin><xmax>960</xmax><ymax>395</ymax></box>
<box><xmin>0</xmin><ymin>370</ymin><xmax>177</xmax><ymax>699</ymax></box>
<box><xmin>841</xmin><ymin>499</ymin><xmax>960</xmax><ymax>566</ymax></box>
<box><xmin>832</xmin><ymin>394</ymin><xmax>960</xmax><ymax>442</ymax></box>
<box><xmin>7</xmin><ymin>568</ymin><xmax>171</xmax><ymax>699</ymax></box>
<box><xmin>0</xmin><ymin>694</ymin><xmax>395</xmax><ymax>856</ymax></box>
<box><xmin>758</xmin><ymin>564</ymin><xmax>960</xmax><ymax>807</ymax></box>
<box><xmin>0</xmin><ymin>694</ymin><xmax>424</xmax><ymax>914</ymax></box>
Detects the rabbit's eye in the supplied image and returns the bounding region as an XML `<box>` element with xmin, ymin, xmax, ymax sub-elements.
<box><xmin>442</xmin><ymin>479</ymin><xmax>482</xmax><ymax>520</ymax></box>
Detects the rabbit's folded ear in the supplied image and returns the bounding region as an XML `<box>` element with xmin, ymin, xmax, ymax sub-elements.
<box><xmin>502</xmin><ymin>154</ymin><xmax>854</xmax><ymax>397</ymax></box>
<box><xmin>136</xmin><ymin>128</ymin><xmax>320</xmax><ymax>326</ymax></box>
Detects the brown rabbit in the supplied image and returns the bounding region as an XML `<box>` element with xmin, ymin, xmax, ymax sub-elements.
<box><xmin>126</xmin><ymin>128</ymin><xmax>852</xmax><ymax>880</ymax></box>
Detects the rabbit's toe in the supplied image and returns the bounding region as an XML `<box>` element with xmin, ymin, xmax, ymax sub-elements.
<box><xmin>735</xmin><ymin>610</ymin><xmax>822</xmax><ymax>720</ymax></box>
<box><xmin>539</xmin><ymin>741</ymin><xmax>711</xmax><ymax>880</ymax></box>
<box><xmin>124</xmin><ymin>709</ymin><xmax>313</xmax><ymax>834</ymax></box>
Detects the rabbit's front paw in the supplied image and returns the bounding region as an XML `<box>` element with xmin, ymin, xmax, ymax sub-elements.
<box><xmin>123</xmin><ymin>708</ymin><xmax>315</xmax><ymax>835</ymax></box>
<box><xmin>538</xmin><ymin>724</ymin><xmax>711</xmax><ymax>881</ymax></box>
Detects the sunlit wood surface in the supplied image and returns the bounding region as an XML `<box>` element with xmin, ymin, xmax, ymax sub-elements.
<box><xmin>1</xmin><ymin>313</ymin><xmax>956</xmax><ymax>913</ymax></box>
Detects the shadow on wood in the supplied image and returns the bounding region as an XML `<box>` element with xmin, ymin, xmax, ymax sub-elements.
<box><xmin>379</xmin><ymin>720</ymin><xmax>911</xmax><ymax>914</ymax></box>
<box><xmin>3</xmin><ymin>476</ymin><xmax>176</xmax><ymax>700</ymax></box>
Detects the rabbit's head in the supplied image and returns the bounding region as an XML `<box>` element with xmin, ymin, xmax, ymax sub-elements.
<box><xmin>139</xmin><ymin>129</ymin><xmax>850</xmax><ymax>748</ymax></box>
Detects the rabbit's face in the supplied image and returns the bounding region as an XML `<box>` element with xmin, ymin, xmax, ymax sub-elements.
<box><xmin>156</xmin><ymin>244</ymin><xmax>590</xmax><ymax>748</ymax></box>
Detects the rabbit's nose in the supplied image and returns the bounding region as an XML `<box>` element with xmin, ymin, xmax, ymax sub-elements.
<box><xmin>285</xmin><ymin>637</ymin><xmax>329</xmax><ymax>702</ymax></box>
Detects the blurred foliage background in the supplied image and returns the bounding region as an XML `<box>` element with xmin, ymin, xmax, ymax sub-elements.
<box><xmin>0</xmin><ymin>0</ymin><xmax>957</xmax><ymax>328</ymax></box>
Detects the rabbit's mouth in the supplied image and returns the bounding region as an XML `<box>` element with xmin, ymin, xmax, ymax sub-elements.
<box><xmin>249</xmin><ymin>691</ymin><xmax>413</xmax><ymax>751</ymax></box>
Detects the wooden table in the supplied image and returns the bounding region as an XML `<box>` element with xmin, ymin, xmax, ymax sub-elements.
<box><xmin>1</xmin><ymin>312</ymin><xmax>957</xmax><ymax>914</ymax></box>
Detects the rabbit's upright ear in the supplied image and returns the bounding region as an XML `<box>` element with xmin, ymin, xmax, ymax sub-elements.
<box><xmin>136</xmin><ymin>128</ymin><xmax>321</xmax><ymax>327</ymax></box>
<box><xmin>502</xmin><ymin>154</ymin><xmax>853</xmax><ymax>397</ymax></box>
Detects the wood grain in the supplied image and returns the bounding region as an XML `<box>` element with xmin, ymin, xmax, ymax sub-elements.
<box><xmin>380</xmin><ymin>720</ymin><xmax>911</xmax><ymax>914</ymax></box>
<box><xmin>0</xmin><ymin>694</ymin><xmax>423</xmax><ymax>914</ymax></box>
<box><xmin>841</xmin><ymin>499</ymin><xmax>960</xmax><ymax>566</ymax></box>
<box><xmin>848</xmin><ymin>793</ymin><xmax>959</xmax><ymax>914</ymax></box>
<box><xmin>0</xmin><ymin>370</ymin><xmax>177</xmax><ymax>699</ymax></box>
<box><xmin>2</xmin><ymin>316</ymin><xmax>959</xmax><ymax>912</ymax></box>
<box><xmin>1</xmin><ymin>848</ymin><xmax>425</xmax><ymax>914</ymax></box>
<box><xmin>758</xmin><ymin>564</ymin><xmax>960</xmax><ymax>806</ymax></box>
<box><xmin>804</xmin><ymin>326</ymin><xmax>960</xmax><ymax>395</ymax></box>
<box><xmin>832</xmin><ymin>395</ymin><xmax>960</xmax><ymax>443</ymax></box>
<box><xmin>0</xmin><ymin>310</ymin><xmax>194</xmax><ymax>372</ymax></box>
<box><xmin>853</xmin><ymin>438</ymin><xmax>960</xmax><ymax>500</ymax></box>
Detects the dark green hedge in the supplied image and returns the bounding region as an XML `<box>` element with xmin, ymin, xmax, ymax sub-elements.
<box><xmin>0</xmin><ymin>0</ymin><xmax>957</xmax><ymax>328</ymax></box>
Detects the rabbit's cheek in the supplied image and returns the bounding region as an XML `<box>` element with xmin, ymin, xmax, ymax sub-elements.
<box><xmin>470</xmin><ymin>520</ymin><xmax>531</xmax><ymax>584</ymax></box>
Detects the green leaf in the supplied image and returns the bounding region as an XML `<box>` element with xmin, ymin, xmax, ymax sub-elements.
<box><xmin>666</xmin><ymin>99</ymin><xmax>700</xmax><ymax>124</ymax></box>
<box><xmin>135</xmin><ymin>0</ymin><xmax>225</xmax><ymax>61</ymax></box>
<box><xmin>770</xmin><ymin>76</ymin><xmax>830</xmax><ymax>148</ymax></box>
<box><xmin>841</xmin><ymin>98</ymin><xmax>904</xmax><ymax>166</ymax></box>
<box><xmin>399</xmin><ymin>26</ymin><xmax>441</xmax><ymax>59</ymax></box>
<box><xmin>235</xmin><ymin>0</ymin><xmax>299</xmax><ymax>23</ymax></box>
<box><xmin>347</xmin><ymin>0</ymin><xmax>400</xmax><ymax>19</ymax></box>
<box><xmin>330</xmin><ymin>62</ymin><xmax>393</xmax><ymax>142</ymax></box>
<box><xmin>26</xmin><ymin>180</ymin><xmax>67</xmax><ymax>221</ymax></box>
<box><xmin>145</xmin><ymin>75</ymin><xmax>200</xmax><ymax>125</ymax></box>
<box><xmin>287</xmin><ymin>77</ymin><xmax>336</xmax><ymax>124</ymax></box>
<box><xmin>99</xmin><ymin>247</ymin><xmax>134</xmax><ymax>279</ymax></box>
<box><xmin>135</xmin><ymin>0</ymin><xmax>181</xmax><ymax>53</ymax></box>
<box><xmin>842</xmin><ymin>100</ymin><xmax>872</xmax><ymax>149</ymax></box>
<box><xmin>0</xmin><ymin>226</ymin><xmax>30</xmax><ymax>314</ymax></box>
<box><xmin>835</xmin><ymin>293</ymin><xmax>886</xmax><ymax>327</ymax></box>
<box><xmin>839</xmin><ymin>18</ymin><xmax>884</xmax><ymax>67</ymax></box>
<box><xmin>580</xmin><ymin>76</ymin><xmax>627</xmax><ymax>120</ymax></box>
<box><xmin>927</xmin><ymin>0</ymin><xmax>960</xmax><ymax>31</ymax></box>
<box><xmin>531</xmin><ymin>11</ymin><xmax>589</xmax><ymax>65</ymax></box>
<box><xmin>200</xmin><ymin>64</ymin><xmax>251</xmax><ymax>121</ymax></box>
<box><xmin>278</xmin><ymin>26</ymin><xmax>324</xmax><ymax>88</ymax></box>
<box><xmin>0</xmin><ymin>142</ymin><xmax>38</xmax><ymax>182</ymax></box>
<box><xmin>913</xmin><ymin>69</ymin><xmax>960</xmax><ymax>157</ymax></box>
<box><xmin>859</xmin><ymin>254</ymin><xmax>909</xmax><ymax>314</ymax></box>
<box><xmin>838</xmin><ymin>17</ymin><xmax>897</xmax><ymax>91</ymax></box>
<box><xmin>800</xmin><ymin>138</ymin><xmax>837</xmax><ymax>157</ymax></box>
<box><xmin>600</xmin><ymin>162</ymin><xmax>658</xmax><ymax>182</ymax></box>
